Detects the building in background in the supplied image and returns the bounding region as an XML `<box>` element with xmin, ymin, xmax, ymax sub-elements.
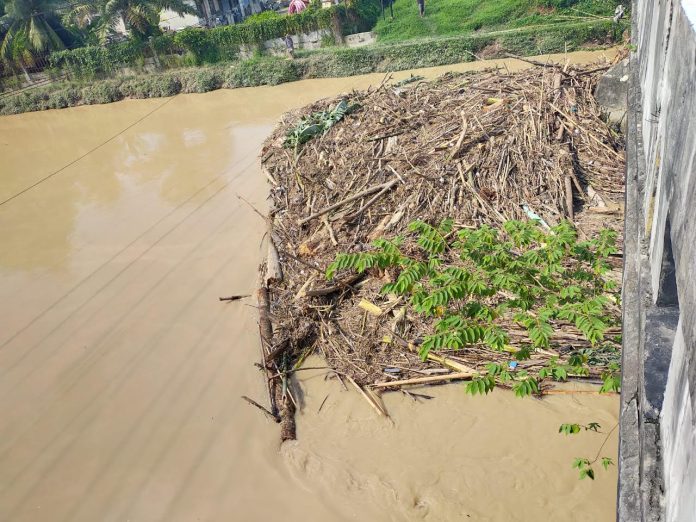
<box><xmin>160</xmin><ymin>0</ymin><xmax>267</xmax><ymax>31</ymax></box>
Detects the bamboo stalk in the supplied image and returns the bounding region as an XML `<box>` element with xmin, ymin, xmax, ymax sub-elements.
<box><xmin>257</xmin><ymin>286</ymin><xmax>295</xmax><ymax>441</ymax></box>
<box><xmin>241</xmin><ymin>395</ymin><xmax>280</xmax><ymax>422</ymax></box>
<box><xmin>304</xmin><ymin>274</ymin><xmax>364</xmax><ymax>297</ymax></box>
<box><xmin>266</xmin><ymin>215</ymin><xmax>283</xmax><ymax>285</ymax></box>
<box><xmin>346</xmin><ymin>375</ymin><xmax>388</xmax><ymax>416</ymax></box>
<box><xmin>393</xmin><ymin>334</ymin><xmax>478</xmax><ymax>374</ymax></box>
<box><xmin>257</xmin><ymin>287</ymin><xmax>278</xmax><ymax>417</ymax></box>
<box><xmin>298</xmin><ymin>179</ymin><xmax>399</xmax><ymax>226</ymax></box>
<box><xmin>372</xmin><ymin>372</ymin><xmax>476</xmax><ymax>389</ymax></box>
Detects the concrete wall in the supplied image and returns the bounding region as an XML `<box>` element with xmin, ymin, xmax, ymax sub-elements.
<box><xmin>620</xmin><ymin>1</ymin><xmax>696</xmax><ymax>520</ymax></box>
<box><xmin>243</xmin><ymin>30</ymin><xmax>376</xmax><ymax>58</ymax></box>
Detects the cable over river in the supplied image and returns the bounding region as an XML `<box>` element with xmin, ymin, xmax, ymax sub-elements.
<box><xmin>0</xmin><ymin>51</ymin><xmax>618</xmax><ymax>521</ymax></box>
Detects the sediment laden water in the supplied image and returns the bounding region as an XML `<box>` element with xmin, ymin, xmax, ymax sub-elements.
<box><xmin>0</xmin><ymin>51</ymin><xmax>618</xmax><ymax>522</ymax></box>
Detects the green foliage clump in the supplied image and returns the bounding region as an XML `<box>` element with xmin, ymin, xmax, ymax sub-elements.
<box><xmin>119</xmin><ymin>73</ymin><xmax>181</xmax><ymax>98</ymax></box>
<box><xmin>49</xmin><ymin>38</ymin><xmax>159</xmax><ymax>79</ymax></box>
<box><xmin>559</xmin><ymin>422</ymin><xmax>601</xmax><ymax>435</ymax></box>
<box><xmin>284</xmin><ymin>99</ymin><xmax>359</xmax><ymax>148</ymax></box>
<box><xmin>80</xmin><ymin>80</ymin><xmax>122</xmax><ymax>104</ymax></box>
<box><xmin>177</xmin><ymin>68</ymin><xmax>224</xmax><ymax>93</ymax></box>
<box><xmin>225</xmin><ymin>56</ymin><xmax>301</xmax><ymax>87</ymax></box>
<box><xmin>172</xmin><ymin>2</ymin><xmax>378</xmax><ymax>63</ymax></box>
<box><xmin>45</xmin><ymin>87</ymin><xmax>81</xmax><ymax>109</ymax></box>
<box><xmin>328</xmin><ymin>219</ymin><xmax>620</xmax><ymax>361</ymax></box>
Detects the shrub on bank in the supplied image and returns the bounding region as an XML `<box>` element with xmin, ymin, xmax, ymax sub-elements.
<box><xmin>50</xmin><ymin>40</ymin><xmax>155</xmax><ymax>80</ymax></box>
<box><xmin>80</xmin><ymin>81</ymin><xmax>123</xmax><ymax>105</ymax></box>
<box><xmin>178</xmin><ymin>68</ymin><xmax>226</xmax><ymax>92</ymax></box>
<box><xmin>119</xmin><ymin>74</ymin><xmax>182</xmax><ymax>98</ymax></box>
<box><xmin>225</xmin><ymin>57</ymin><xmax>302</xmax><ymax>87</ymax></box>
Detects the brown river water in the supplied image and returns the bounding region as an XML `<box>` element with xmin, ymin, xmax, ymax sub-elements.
<box><xmin>0</xmin><ymin>50</ymin><xmax>619</xmax><ymax>521</ymax></box>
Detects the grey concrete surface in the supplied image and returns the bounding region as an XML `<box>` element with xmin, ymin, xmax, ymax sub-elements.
<box><xmin>595</xmin><ymin>58</ymin><xmax>629</xmax><ymax>129</ymax></box>
<box><xmin>620</xmin><ymin>1</ymin><xmax>696</xmax><ymax>521</ymax></box>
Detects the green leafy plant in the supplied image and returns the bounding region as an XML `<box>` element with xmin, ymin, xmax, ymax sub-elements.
<box><xmin>564</xmin><ymin>422</ymin><xmax>618</xmax><ymax>480</ymax></box>
<box><xmin>572</xmin><ymin>458</ymin><xmax>595</xmax><ymax>480</ymax></box>
<box><xmin>284</xmin><ymin>99</ymin><xmax>360</xmax><ymax>148</ymax></box>
<box><xmin>465</xmin><ymin>374</ymin><xmax>496</xmax><ymax>395</ymax></box>
<box><xmin>599</xmin><ymin>362</ymin><xmax>621</xmax><ymax>393</ymax></box>
<box><xmin>572</xmin><ymin>456</ymin><xmax>615</xmax><ymax>480</ymax></box>
<box><xmin>559</xmin><ymin>422</ymin><xmax>601</xmax><ymax>435</ymax></box>
<box><xmin>327</xmin><ymin>219</ymin><xmax>621</xmax><ymax>370</ymax></box>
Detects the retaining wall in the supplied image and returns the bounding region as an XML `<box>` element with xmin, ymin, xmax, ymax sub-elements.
<box><xmin>619</xmin><ymin>1</ymin><xmax>696</xmax><ymax>520</ymax></box>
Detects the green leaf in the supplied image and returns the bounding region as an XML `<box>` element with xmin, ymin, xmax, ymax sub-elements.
<box><xmin>586</xmin><ymin>422</ymin><xmax>601</xmax><ymax>432</ymax></box>
<box><xmin>559</xmin><ymin>423</ymin><xmax>581</xmax><ymax>435</ymax></box>
<box><xmin>552</xmin><ymin>366</ymin><xmax>568</xmax><ymax>381</ymax></box>
<box><xmin>601</xmin><ymin>457</ymin><xmax>614</xmax><ymax>470</ymax></box>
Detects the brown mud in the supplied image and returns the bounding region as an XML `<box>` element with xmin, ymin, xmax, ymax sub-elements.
<box><xmin>0</xmin><ymin>50</ymin><xmax>618</xmax><ymax>521</ymax></box>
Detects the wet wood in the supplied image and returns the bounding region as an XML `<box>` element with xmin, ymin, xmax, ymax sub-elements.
<box><xmin>257</xmin><ymin>287</ymin><xmax>278</xmax><ymax>417</ymax></box>
<box><xmin>372</xmin><ymin>372</ymin><xmax>476</xmax><ymax>389</ymax></box>
<box><xmin>266</xmin><ymin>215</ymin><xmax>283</xmax><ymax>285</ymax></box>
<box><xmin>242</xmin><ymin>395</ymin><xmax>281</xmax><ymax>422</ymax></box>
<box><xmin>219</xmin><ymin>295</ymin><xmax>250</xmax><ymax>302</ymax></box>
<box><xmin>257</xmin><ymin>286</ymin><xmax>296</xmax><ymax>441</ymax></box>
<box><xmin>304</xmin><ymin>274</ymin><xmax>364</xmax><ymax>297</ymax></box>
<box><xmin>297</xmin><ymin>179</ymin><xmax>399</xmax><ymax>226</ymax></box>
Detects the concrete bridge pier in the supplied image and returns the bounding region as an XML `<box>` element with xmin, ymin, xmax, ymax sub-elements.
<box><xmin>619</xmin><ymin>1</ymin><xmax>696</xmax><ymax>520</ymax></box>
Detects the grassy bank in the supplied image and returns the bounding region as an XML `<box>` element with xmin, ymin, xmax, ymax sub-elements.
<box><xmin>373</xmin><ymin>0</ymin><xmax>625</xmax><ymax>42</ymax></box>
<box><xmin>0</xmin><ymin>18</ymin><xmax>625</xmax><ymax>116</ymax></box>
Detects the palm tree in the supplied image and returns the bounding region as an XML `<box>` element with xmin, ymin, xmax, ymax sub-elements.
<box><xmin>1</xmin><ymin>0</ymin><xmax>68</xmax><ymax>78</ymax></box>
<box><xmin>66</xmin><ymin>0</ymin><xmax>197</xmax><ymax>42</ymax></box>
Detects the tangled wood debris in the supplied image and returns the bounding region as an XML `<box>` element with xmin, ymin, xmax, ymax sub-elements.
<box><xmin>252</xmin><ymin>57</ymin><xmax>626</xmax><ymax>440</ymax></box>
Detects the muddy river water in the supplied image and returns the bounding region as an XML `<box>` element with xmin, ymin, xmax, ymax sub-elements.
<box><xmin>0</xmin><ymin>51</ymin><xmax>619</xmax><ymax>521</ymax></box>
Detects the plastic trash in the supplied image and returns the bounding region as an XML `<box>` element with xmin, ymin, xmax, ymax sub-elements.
<box><xmin>522</xmin><ymin>204</ymin><xmax>551</xmax><ymax>229</ymax></box>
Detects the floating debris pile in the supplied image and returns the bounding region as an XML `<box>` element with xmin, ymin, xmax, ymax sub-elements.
<box><xmin>255</xmin><ymin>57</ymin><xmax>625</xmax><ymax>439</ymax></box>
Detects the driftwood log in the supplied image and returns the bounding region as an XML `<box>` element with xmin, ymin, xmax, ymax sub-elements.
<box><xmin>257</xmin><ymin>286</ymin><xmax>296</xmax><ymax>441</ymax></box>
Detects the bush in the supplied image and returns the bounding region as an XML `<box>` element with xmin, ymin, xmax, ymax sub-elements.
<box><xmin>119</xmin><ymin>74</ymin><xmax>182</xmax><ymax>98</ymax></box>
<box><xmin>225</xmin><ymin>56</ymin><xmax>301</xmax><ymax>87</ymax></box>
<box><xmin>45</xmin><ymin>2</ymin><xmax>378</xmax><ymax>76</ymax></box>
<box><xmin>173</xmin><ymin>28</ymin><xmax>223</xmax><ymax>64</ymax></box>
<box><xmin>80</xmin><ymin>81</ymin><xmax>123</xmax><ymax>105</ymax></box>
<box><xmin>178</xmin><ymin>68</ymin><xmax>225</xmax><ymax>92</ymax></box>
<box><xmin>50</xmin><ymin>40</ymin><xmax>150</xmax><ymax>79</ymax></box>
<box><xmin>46</xmin><ymin>88</ymin><xmax>81</xmax><ymax>109</ymax></box>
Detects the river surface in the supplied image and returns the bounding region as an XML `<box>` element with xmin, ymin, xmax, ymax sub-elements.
<box><xmin>0</xmin><ymin>51</ymin><xmax>619</xmax><ymax>521</ymax></box>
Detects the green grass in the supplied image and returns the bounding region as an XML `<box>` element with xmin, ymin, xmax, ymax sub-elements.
<box><xmin>373</xmin><ymin>0</ymin><xmax>624</xmax><ymax>42</ymax></box>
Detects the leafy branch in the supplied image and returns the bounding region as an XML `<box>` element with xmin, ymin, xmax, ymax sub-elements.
<box><xmin>564</xmin><ymin>422</ymin><xmax>618</xmax><ymax>480</ymax></box>
<box><xmin>327</xmin><ymin>218</ymin><xmax>622</xmax><ymax>394</ymax></box>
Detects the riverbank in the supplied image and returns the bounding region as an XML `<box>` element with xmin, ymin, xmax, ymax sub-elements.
<box><xmin>0</xmin><ymin>19</ymin><xmax>625</xmax><ymax>116</ymax></box>
<box><xmin>373</xmin><ymin>0</ymin><xmax>625</xmax><ymax>42</ymax></box>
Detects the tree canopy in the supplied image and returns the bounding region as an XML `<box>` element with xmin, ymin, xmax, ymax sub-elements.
<box><xmin>65</xmin><ymin>0</ymin><xmax>197</xmax><ymax>43</ymax></box>
<box><xmin>1</xmin><ymin>0</ymin><xmax>69</xmax><ymax>67</ymax></box>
